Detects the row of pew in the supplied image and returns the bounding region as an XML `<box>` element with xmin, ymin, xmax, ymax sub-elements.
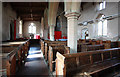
<box><xmin>41</xmin><ymin>39</ymin><xmax>120</xmax><ymax>77</ymax></box>
<box><xmin>0</xmin><ymin>39</ymin><xmax>30</xmax><ymax>77</ymax></box>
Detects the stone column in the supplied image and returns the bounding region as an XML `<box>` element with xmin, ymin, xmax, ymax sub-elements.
<box><xmin>50</xmin><ymin>26</ymin><xmax>55</xmax><ymax>41</ymax></box>
<box><xmin>43</xmin><ymin>29</ymin><xmax>48</xmax><ymax>40</ymax></box>
<box><xmin>65</xmin><ymin>12</ymin><xmax>80</xmax><ymax>53</ymax></box>
<box><xmin>41</xmin><ymin>17</ymin><xmax>44</xmax><ymax>39</ymax></box>
<box><xmin>64</xmin><ymin>1</ymin><xmax>81</xmax><ymax>53</ymax></box>
<box><xmin>48</xmin><ymin>2</ymin><xmax>59</xmax><ymax>41</ymax></box>
<box><xmin>43</xmin><ymin>8</ymin><xmax>49</xmax><ymax>40</ymax></box>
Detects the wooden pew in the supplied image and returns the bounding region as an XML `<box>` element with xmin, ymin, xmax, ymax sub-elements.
<box><xmin>118</xmin><ymin>41</ymin><xmax>120</xmax><ymax>47</ymax></box>
<box><xmin>1</xmin><ymin>40</ymin><xmax>29</xmax><ymax>60</ymax></box>
<box><xmin>48</xmin><ymin>45</ymin><xmax>70</xmax><ymax>72</ymax></box>
<box><xmin>103</xmin><ymin>40</ymin><xmax>111</xmax><ymax>49</ymax></box>
<box><xmin>81</xmin><ymin>44</ymin><xmax>104</xmax><ymax>52</ymax></box>
<box><xmin>77</xmin><ymin>42</ymin><xmax>91</xmax><ymax>52</ymax></box>
<box><xmin>44</xmin><ymin>41</ymin><xmax>67</xmax><ymax>61</ymax></box>
<box><xmin>77</xmin><ymin>39</ymin><xmax>112</xmax><ymax>52</ymax></box>
<box><xmin>0</xmin><ymin>40</ymin><xmax>30</xmax><ymax>76</ymax></box>
<box><xmin>40</xmin><ymin>40</ymin><xmax>50</xmax><ymax>55</ymax></box>
<box><xmin>2</xmin><ymin>39</ymin><xmax>30</xmax><ymax>52</ymax></box>
<box><xmin>56</xmin><ymin>48</ymin><xmax>120</xmax><ymax>77</ymax></box>
<box><xmin>111</xmin><ymin>41</ymin><xmax>120</xmax><ymax>48</ymax></box>
<box><xmin>0</xmin><ymin>47</ymin><xmax>18</xmax><ymax>77</ymax></box>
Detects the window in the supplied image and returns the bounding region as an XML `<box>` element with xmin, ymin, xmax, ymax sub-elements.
<box><xmin>82</xmin><ymin>28</ymin><xmax>89</xmax><ymax>39</ymax></box>
<box><xmin>98</xmin><ymin>15</ymin><xmax>107</xmax><ymax>36</ymax></box>
<box><xmin>28</xmin><ymin>23</ymin><xmax>36</xmax><ymax>34</ymax></box>
<box><xmin>19</xmin><ymin>21</ymin><xmax>22</xmax><ymax>34</ymax></box>
<box><xmin>99</xmin><ymin>1</ymin><xmax>106</xmax><ymax>10</ymax></box>
<box><xmin>55</xmin><ymin>17</ymin><xmax>61</xmax><ymax>31</ymax></box>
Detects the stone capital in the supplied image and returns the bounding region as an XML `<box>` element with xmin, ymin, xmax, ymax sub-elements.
<box><xmin>65</xmin><ymin>12</ymin><xmax>80</xmax><ymax>20</ymax></box>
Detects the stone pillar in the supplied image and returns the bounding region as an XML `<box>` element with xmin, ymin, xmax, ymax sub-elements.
<box><xmin>50</xmin><ymin>26</ymin><xmax>55</xmax><ymax>41</ymax></box>
<box><xmin>48</xmin><ymin>2</ymin><xmax>59</xmax><ymax>41</ymax></box>
<box><xmin>43</xmin><ymin>29</ymin><xmax>48</xmax><ymax>40</ymax></box>
<box><xmin>64</xmin><ymin>1</ymin><xmax>81</xmax><ymax>53</ymax></box>
<box><xmin>43</xmin><ymin>8</ymin><xmax>49</xmax><ymax>40</ymax></box>
<box><xmin>65</xmin><ymin>12</ymin><xmax>80</xmax><ymax>53</ymax></box>
<box><xmin>41</xmin><ymin>17</ymin><xmax>44</xmax><ymax>39</ymax></box>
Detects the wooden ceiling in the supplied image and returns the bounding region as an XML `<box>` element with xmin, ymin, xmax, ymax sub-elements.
<box><xmin>10</xmin><ymin>2</ymin><xmax>48</xmax><ymax>22</ymax></box>
<box><xmin>10</xmin><ymin>2</ymin><xmax>87</xmax><ymax>22</ymax></box>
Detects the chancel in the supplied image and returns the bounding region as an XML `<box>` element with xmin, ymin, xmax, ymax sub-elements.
<box><xmin>0</xmin><ymin>1</ymin><xmax>120</xmax><ymax>77</ymax></box>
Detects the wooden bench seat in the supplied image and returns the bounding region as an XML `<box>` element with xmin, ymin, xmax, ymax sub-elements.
<box><xmin>1</xmin><ymin>40</ymin><xmax>29</xmax><ymax>59</ymax></box>
<box><xmin>40</xmin><ymin>40</ymin><xmax>50</xmax><ymax>55</ymax></box>
<box><xmin>66</xmin><ymin>59</ymin><xmax>120</xmax><ymax>76</ymax></box>
<box><xmin>0</xmin><ymin>47</ymin><xmax>18</xmax><ymax>77</ymax></box>
<box><xmin>45</xmin><ymin>42</ymin><xmax>67</xmax><ymax>61</ymax></box>
<box><xmin>0</xmin><ymin>40</ymin><xmax>30</xmax><ymax>77</ymax></box>
<box><xmin>48</xmin><ymin>45</ymin><xmax>70</xmax><ymax>72</ymax></box>
<box><xmin>77</xmin><ymin>43</ymin><xmax>91</xmax><ymax>52</ymax></box>
<box><xmin>81</xmin><ymin>44</ymin><xmax>104</xmax><ymax>52</ymax></box>
<box><xmin>56</xmin><ymin>48</ymin><xmax>120</xmax><ymax>77</ymax></box>
<box><xmin>1</xmin><ymin>46</ymin><xmax>23</xmax><ymax>63</ymax></box>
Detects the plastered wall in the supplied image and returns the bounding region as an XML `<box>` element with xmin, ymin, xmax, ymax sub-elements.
<box><xmin>23</xmin><ymin>21</ymin><xmax>41</xmax><ymax>38</ymax></box>
<box><xmin>78</xmin><ymin>2</ymin><xmax>119</xmax><ymax>41</ymax></box>
<box><xmin>2</xmin><ymin>3</ymin><xmax>17</xmax><ymax>41</ymax></box>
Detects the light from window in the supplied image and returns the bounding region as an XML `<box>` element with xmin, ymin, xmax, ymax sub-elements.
<box><xmin>103</xmin><ymin>20</ymin><xmax>107</xmax><ymax>35</ymax></box>
<box><xmin>19</xmin><ymin>21</ymin><xmax>22</xmax><ymax>34</ymax></box>
<box><xmin>98</xmin><ymin>15</ymin><xmax>107</xmax><ymax>36</ymax></box>
<box><xmin>99</xmin><ymin>1</ymin><xmax>106</xmax><ymax>10</ymax></box>
<box><xmin>29</xmin><ymin>23</ymin><xmax>36</xmax><ymax>34</ymax></box>
<box><xmin>98</xmin><ymin>21</ymin><xmax>102</xmax><ymax>36</ymax></box>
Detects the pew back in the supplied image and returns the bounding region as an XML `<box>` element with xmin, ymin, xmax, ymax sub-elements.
<box><xmin>0</xmin><ymin>47</ymin><xmax>17</xmax><ymax>76</ymax></box>
<box><xmin>56</xmin><ymin>48</ymin><xmax>120</xmax><ymax>76</ymax></box>
<box><xmin>45</xmin><ymin>43</ymin><xmax>67</xmax><ymax>61</ymax></box>
<box><xmin>48</xmin><ymin>45</ymin><xmax>70</xmax><ymax>72</ymax></box>
<box><xmin>81</xmin><ymin>44</ymin><xmax>104</xmax><ymax>52</ymax></box>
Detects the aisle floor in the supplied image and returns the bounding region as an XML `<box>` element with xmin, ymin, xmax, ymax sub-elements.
<box><xmin>16</xmin><ymin>45</ymin><xmax>49</xmax><ymax>76</ymax></box>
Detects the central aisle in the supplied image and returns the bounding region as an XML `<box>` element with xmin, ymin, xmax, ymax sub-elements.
<box><xmin>16</xmin><ymin>45</ymin><xmax>49</xmax><ymax>76</ymax></box>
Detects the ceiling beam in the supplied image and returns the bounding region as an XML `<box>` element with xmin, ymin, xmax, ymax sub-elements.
<box><xmin>11</xmin><ymin>2</ymin><xmax>48</xmax><ymax>7</ymax></box>
<box><xmin>13</xmin><ymin>7</ymin><xmax>45</xmax><ymax>11</ymax></box>
<box><xmin>22</xmin><ymin>17</ymin><xmax>40</xmax><ymax>20</ymax></box>
<box><xmin>18</xmin><ymin>12</ymin><xmax>44</xmax><ymax>15</ymax></box>
<box><xmin>20</xmin><ymin>14</ymin><xmax>42</xmax><ymax>17</ymax></box>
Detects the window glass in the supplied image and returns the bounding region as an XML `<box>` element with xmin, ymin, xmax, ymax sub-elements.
<box><xmin>98</xmin><ymin>21</ymin><xmax>102</xmax><ymax>36</ymax></box>
<box><xmin>28</xmin><ymin>23</ymin><xmax>36</xmax><ymax>34</ymax></box>
<box><xmin>98</xmin><ymin>15</ymin><xmax>107</xmax><ymax>36</ymax></box>
<box><xmin>99</xmin><ymin>1</ymin><xmax>106</xmax><ymax>10</ymax></box>
<box><xmin>103</xmin><ymin>20</ymin><xmax>107</xmax><ymax>35</ymax></box>
<box><xmin>19</xmin><ymin>21</ymin><xmax>22</xmax><ymax>34</ymax></box>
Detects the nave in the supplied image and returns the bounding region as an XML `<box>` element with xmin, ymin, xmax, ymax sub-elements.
<box><xmin>0</xmin><ymin>1</ymin><xmax>120</xmax><ymax>77</ymax></box>
<box><xmin>15</xmin><ymin>42</ymin><xmax>49</xmax><ymax>76</ymax></box>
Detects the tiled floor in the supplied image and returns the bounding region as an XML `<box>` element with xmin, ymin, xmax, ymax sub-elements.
<box><xmin>16</xmin><ymin>45</ymin><xmax>49</xmax><ymax>76</ymax></box>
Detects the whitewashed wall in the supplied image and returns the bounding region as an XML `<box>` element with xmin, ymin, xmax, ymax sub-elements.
<box><xmin>23</xmin><ymin>21</ymin><xmax>41</xmax><ymax>38</ymax></box>
<box><xmin>2</xmin><ymin>3</ymin><xmax>17</xmax><ymax>41</ymax></box>
<box><xmin>78</xmin><ymin>2</ymin><xmax>118</xmax><ymax>41</ymax></box>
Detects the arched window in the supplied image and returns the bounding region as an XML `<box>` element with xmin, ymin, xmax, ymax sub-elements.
<box><xmin>28</xmin><ymin>23</ymin><xmax>36</xmax><ymax>34</ymax></box>
<box><xmin>19</xmin><ymin>21</ymin><xmax>22</xmax><ymax>34</ymax></box>
<box><xmin>55</xmin><ymin>16</ymin><xmax>61</xmax><ymax>31</ymax></box>
<box><xmin>98</xmin><ymin>15</ymin><xmax>107</xmax><ymax>36</ymax></box>
<box><xmin>82</xmin><ymin>28</ymin><xmax>89</xmax><ymax>39</ymax></box>
<box><xmin>99</xmin><ymin>1</ymin><xmax>106</xmax><ymax>11</ymax></box>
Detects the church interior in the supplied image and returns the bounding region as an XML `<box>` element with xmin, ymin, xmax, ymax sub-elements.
<box><xmin>0</xmin><ymin>1</ymin><xmax>120</xmax><ymax>77</ymax></box>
